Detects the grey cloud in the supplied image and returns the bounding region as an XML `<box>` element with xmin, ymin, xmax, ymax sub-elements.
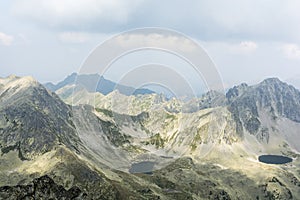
<box><xmin>10</xmin><ymin>0</ymin><xmax>300</xmax><ymax>42</ymax></box>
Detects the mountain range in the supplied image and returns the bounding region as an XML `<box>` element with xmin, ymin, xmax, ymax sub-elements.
<box><xmin>0</xmin><ymin>74</ymin><xmax>299</xmax><ymax>199</ymax></box>
<box><xmin>44</xmin><ymin>73</ymin><xmax>155</xmax><ymax>96</ymax></box>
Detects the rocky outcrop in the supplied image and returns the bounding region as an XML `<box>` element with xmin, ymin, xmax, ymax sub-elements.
<box><xmin>0</xmin><ymin>175</ymin><xmax>85</xmax><ymax>200</ymax></box>
<box><xmin>0</xmin><ymin>76</ymin><xmax>81</xmax><ymax>160</ymax></box>
<box><xmin>226</xmin><ymin>78</ymin><xmax>300</xmax><ymax>142</ymax></box>
<box><xmin>260</xmin><ymin>177</ymin><xmax>293</xmax><ymax>200</ymax></box>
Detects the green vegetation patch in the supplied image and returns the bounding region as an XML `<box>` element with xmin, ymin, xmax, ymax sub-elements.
<box><xmin>123</xmin><ymin>145</ymin><xmax>147</xmax><ymax>154</ymax></box>
<box><xmin>1</xmin><ymin>142</ymin><xmax>28</xmax><ymax>161</ymax></box>
<box><xmin>95</xmin><ymin>108</ymin><xmax>113</xmax><ymax>118</ymax></box>
<box><xmin>165</xmin><ymin>113</ymin><xmax>176</xmax><ymax>120</ymax></box>
<box><xmin>100</xmin><ymin>120</ymin><xmax>131</xmax><ymax>147</ymax></box>
<box><xmin>142</xmin><ymin>133</ymin><xmax>165</xmax><ymax>149</ymax></box>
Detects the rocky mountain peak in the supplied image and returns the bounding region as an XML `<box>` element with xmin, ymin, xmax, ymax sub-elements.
<box><xmin>260</xmin><ymin>77</ymin><xmax>283</xmax><ymax>85</ymax></box>
<box><xmin>44</xmin><ymin>73</ymin><xmax>155</xmax><ymax>96</ymax></box>
<box><xmin>226</xmin><ymin>77</ymin><xmax>300</xmax><ymax>143</ymax></box>
<box><xmin>0</xmin><ymin>75</ymin><xmax>37</xmax><ymax>91</ymax></box>
<box><xmin>226</xmin><ymin>83</ymin><xmax>248</xmax><ymax>102</ymax></box>
<box><xmin>0</xmin><ymin>76</ymin><xmax>80</xmax><ymax>160</ymax></box>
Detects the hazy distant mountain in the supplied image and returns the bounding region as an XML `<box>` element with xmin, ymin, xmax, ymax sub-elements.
<box><xmin>44</xmin><ymin>73</ymin><xmax>155</xmax><ymax>96</ymax></box>
<box><xmin>1</xmin><ymin>75</ymin><xmax>300</xmax><ymax>199</ymax></box>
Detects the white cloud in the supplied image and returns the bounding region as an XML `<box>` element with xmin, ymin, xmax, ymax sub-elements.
<box><xmin>58</xmin><ymin>32</ymin><xmax>89</xmax><ymax>43</ymax></box>
<box><xmin>203</xmin><ymin>40</ymin><xmax>258</xmax><ymax>54</ymax></box>
<box><xmin>201</xmin><ymin>40</ymin><xmax>260</xmax><ymax>58</ymax></box>
<box><xmin>114</xmin><ymin>33</ymin><xmax>197</xmax><ymax>52</ymax></box>
<box><xmin>0</xmin><ymin>32</ymin><xmax>14</xmax><ymax>46</ymax></box>
<box><xmin>12</xmin><ymin>0</ymin><xmax>143</xmax><ymax>27</ymax></box>
<box><xmin>282</xmin><ymin>44</ymin><xmax>300</xmax><ymax>60</ymax></box>
<box><xmin>238</xmin><ymin>41</ymin><xmax>258</xmax><ymax>53</ymax></box>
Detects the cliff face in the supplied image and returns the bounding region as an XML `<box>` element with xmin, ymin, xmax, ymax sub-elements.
<box><xmin>0</xmin><ymin>75</ymin><xmax>81</xmax><ymax>160</ymax></box>
<box><xmin>226</xmin><ymin>78</ymin><xmax>300</xmax><ymax>143</ymax></box>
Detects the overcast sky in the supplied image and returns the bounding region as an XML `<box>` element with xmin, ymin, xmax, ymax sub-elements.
<box><xmin>1</xmin><ymin>0</ymin><xmax>300</xmax><ymax>90</ymax></box>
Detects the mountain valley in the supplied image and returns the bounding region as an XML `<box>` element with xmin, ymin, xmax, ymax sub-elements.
<box><xmin>0</xmin><ymin>74</ymin><xmax>300</xmax><ymax>199</ymax></box>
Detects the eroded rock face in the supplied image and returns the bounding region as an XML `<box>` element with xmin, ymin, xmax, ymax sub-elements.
<box><xmin>0</xmin><ymin>175</ymin><xmax>86</xmax><ymax>200</ymax></box>
<box><xmin>0</xmin><ymin>76</ymin><xmax>81</xmax><ymax>160</ymax></box>
<box><xmin>260</xmin><ymin>177</ymin><xmax>293</xmax><ymax>200</ymax></box>
<box><xmin>226</xmin><ymin>78</ymin><xmax>300</xmax><ymax>142</ymax></box>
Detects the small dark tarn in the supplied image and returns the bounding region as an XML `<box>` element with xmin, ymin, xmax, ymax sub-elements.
<box><xmin>129</xmin><ymin>161</ymin><xmax>155</xmax><ymax>174</ymax></box>
<box><xmin>258</xmin><ymin>155</ymin><xmax>293</xmax><ymax>164</ymax></box>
